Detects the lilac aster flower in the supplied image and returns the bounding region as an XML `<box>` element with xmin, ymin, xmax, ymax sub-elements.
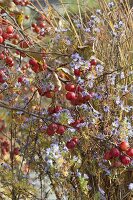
<box><xmin>128</xmin><ymin>183</ymin><xmax>133</xmax><ymax>190</ymax></box>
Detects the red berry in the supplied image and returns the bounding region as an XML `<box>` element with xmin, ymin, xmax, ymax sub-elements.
<box><xmin>6</xmin><ymin>25</ymin><xmax>14</xmax><ymax>34</ymax></box>
<box><xmin>13</xmin><ymin>33</ymin><xmax>20</xmax><ymax>40</ymax></box>
<box><xmin>72</xmin><ymin>137</ymin><xmax>79</xmax><ymax>144</ymax></box>
<box><xmin>48</xmin><ymin>123</ymin><xmax>58</xmax><ymax>132</ymax></box>
<box><xmin>90</xmin><ymin>59</ymin><xmax>97</xmax><ymax>66</ymax></box>
<box><xmin>2</xmin><ymin>32</ymin><xmax>10</xmax><ymax>39</ymax></box>
<box><xmin>38</xmin><ymin>88</ymin><xmax>45</xmax><ymax>96</ymax></box>
<box><xmin>126</xmin><ymin>148</ymin><xmax>133</xmax><ymax>157</ymax></box>
<box><xmin>44</xmin><ymin>91</ymin><xmax>53</xmax><ymax>98</ymax></box>
<box><xmin>31</xmin><ymin>64</ymin><xmax>40</xmax><ymax>73</ymax></box>
<box><xmin>74</xmin><ymin>69</ymin><xmax>81</xmax><ymax>76</ymax></box>
<box><xmin>104</xmin><ymin>151</ymin><xmax>112</xmax><ymax>160</ymax></box>
<box><xmin>25</xmin><ymin>15</ymin><xmax>29</xmax><ymax>20</ymax></box>
<box><xmin>65</xmin><ymin>83</ymin><xmax>76</xmax><ymax>92</ymax></box>
<box><xmin>47</xmin><ymin>123</ymin><xmax>58</xmax><ymax>136</ymax></box>
<box><xmin>120</xmin><ymin>155</ymin><xmax>131</xmax><ymax>165</ymax></box>
<box><xmin>32</xmin><ymin>23</ymin><xmax>37</xmax><ymax>28</ymax></box>
<box><xmin>66</xmin><ymin>140</ymin><xmax>76</xmax><ymax>150</ymax></box>
<box><xmin>0</xmin><ymin>36</ymin><xmax>4</xmax><ymax>43</ymax></box>
<box><xmin>5</xmin><ymin>56</ymin><xmax>13</xmax><ymax>65</ymax></box>
<box><xmin>38</xmin><ymin>22</ymin><xmax>45</xmax><ymax>28</ymax></box>
<box><xmin>29</xmin><ymin>58</ymin><xmax>37</xmax><ymax>66</ymax></box>
<box><xmin>47</xmin><ymin>128</ymin><xmax>55</xmax><ymax>136</ymax></box>
<box><xmin>66</xmin><ymin>92</ymin><xmax>76</xmax><ymax>101</ymax></box>
<box><xmin>34</xmin><ymin>26</ymin><xmax>40</xmax><ymax>33</ymax></box>
<box><xmin>110</xmin><ymin>148</ymin><xmax>120</xmax><ymax>158</ymax></box>
<box><xmin>18</xmin><ymin>77</ymin><xmax>23</xmax><ymax>83</ymax></box>
<box><xmin>48</xmin><ymin>107</ymin><xmax>55</xmax><ymax>114</ymax></box>
<box><xmin>20</xmin><ymin>41</ymin><xmax>29</xmax><ymax>48</ymax></box>
<box><xmin>0</xmin><ymin>53</ymin><xmax>4</xmax><ymax>60</ymax></box>
<box><xmin>56</xmin><ymin>125</ymin><xmax>66</xmax><ymax>134</ymax></box>
<box><xmin>119</xmin><ymin>141</ymin><xmax>129</xmax><ymax>151</ymax></box>
<box><xmin>54</xmin><ymin>106</ymin><xmax>62</xmax><ymax>113</ymax></box>
<box><xmin>13</xmin><ymin>147</ymin><xmax>19</xmax><ymax>155</ymax></box>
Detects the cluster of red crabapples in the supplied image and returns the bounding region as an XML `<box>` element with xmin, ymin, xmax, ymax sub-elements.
<box><xmin>31</xmin><ymin>14</ymin><xmax>47</xmax><ymax>36</ymax></box>
<box><xmin>65</xmin><ymin>83</ymin><xmax>94</xmax><ymax>106</ymax></box>
<box><xmin>13</xmin><ymin>0</ymin><xmax>29</xmax><ymax>6</ymax></box>
<box><xmin>104</xmin><ymin>141</ymin><xmax>133</xmax><ymax>167</ymax></box>
<box><xmin>45</xmin><ymin>106</ymin><xmax>84</xmax><ymax>150</ymax></box>
<box><xmin>0</xmin><ymin>119</ymin><xmax>19</xmax><ymax>157</ymax></box>
<box><xmin>46</xmin><ymin>122</ymin><xmax>79</xmax><ymax>150</ymax></box>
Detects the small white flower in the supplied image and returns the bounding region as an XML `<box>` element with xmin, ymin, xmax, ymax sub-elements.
<box><xmin>120</xmin><ymin>72</ymin><xmax>125</xmax><ymax>79</ymax></box>
<box><xmin>96</xmin><ymin>9</ymin><xmax>101</xmax><ymax>15</ymax></box>
<box><xmin>128</xmin><ymin>183</ymin><xmax>133</xmax><ymax>190</ymax></box>
<box><xmin>84</xmin><ymin>174</ymin><xmax>89</xmax><ymax>179</ymax></box>
<box><xmin>108</xmin><ymin>2</ymin><xmax>115</xmax><ymax>8</ymax></box>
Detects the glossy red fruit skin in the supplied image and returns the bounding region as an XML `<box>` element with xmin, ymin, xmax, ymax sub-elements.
<box><xmin>34</xmin><ymin>26</ymin><xmax>40</xmax><ymax>33</ymax></box>
<box><xmin>66</xmin><ymin>140</ymin><xmax>76</xmax><ymax>149</ymax></box>
<box><xmin>54</xmin><ymin>106</ymin><xmax>62</xmax><ymax>113</ymax></box>
<box><xmin>38</xmin><ymin>88</ymin><xmax>45</xmax><ymax>96</ymax></box>
<box><xmin>110</xmin><ymin>148</ymin><xmax>120</xmax><ymax>158</ymax></box>
<box><xmin>119</xmin><ymin>141</ymin><xmax>129</xmax><ymax>151</ymax></box>
<box><xmin>66</xmin><ymin>92</ymin><xmax>76</xmax><ymax>101</ymax></box>
<box><xmin>31</xmin><ymin>64</ymin><xmax>40</xmax><ymax>73</ymax></box>
<box><xmin>90</xmin><ymin>59</ymin><xmax>97</xmax><ymax>66</ymax></box>
<box><xmin>20</xmin><ymin>41</ymin><xmax>29</xmax><ymax>48</ymax></box>
<box><xmin>72</xmin><ymin>137</ymin><xmax>79</xmax><ymax>144</ymax></box>
<box><xmin>44</xmin><ymin>91</ymin><xmax>53</xmax><ymax>98</ymax></box>
<box><xmin>5</xmin><ymin>56</ymin><xmax>13</xmax><ymax>65</ymax></box>
<box><xmin>48</xmin><ymin>123</ymin><xmax>58</xmax><ymax>132</ymax></box>
<box><xmin>29</xmin><ymin>58</ymin><xmax>37</xmax><ymax>66</ymax></box>
<box><xmin>56</xmin><ymin>125</ymin><xmax>66</xmax><ymax>135</ymax></box>
<box><xmin>0</xmin><ymin>36</ymin><xmax>4</xmax><ymax>43</ymax></box>
<box><xmin>0</xmin><ymin>53</ymin><xmax>4</xmax><ymax>60</ymax></box>
<box><xmin>32</xmin><ymin>23</ymin><xmax>37</xmax><ymax>28</ymax></box>
<box><xmin>120</xmin><ymin>155</ymin><xmax>131</xmax><ymax>165</ymax></box>
<box><xmin>48</xmin><ymin>107</ymin><xmax>55</xmax><ymax>114</ymax></box>
<box><xmin>126</xmin><ymin>148</ymin><xmax>133</xmax><ymax>157</ymax></box>
<box><xmin>65</xmin><ymin>84</ymin><xmax>76</xmax><ymax>92</ymax></box>
<box><xmin>74</xmin><ymin>69</ymin><xmax>81</xmax><ymax>76</ymax></box>
<box><xmin>47</xmin><ymin>128</ymin><xmax>54</xmax><ymax>136</ymax></box>
<box><xmin>104</xmin><ymin>151</ymin><xmax>112</xmax><ymax>160</ymax></box>
<box><xmin>38</xmin><ymin>22</ymin><xmax>45</xmax><ymax>28</ymax></box>
<box><xmin>18</xmin><ymin>77</ymin><xmax>23</xmax><ymax>83</ymax></box>
<box><xmin>13</xmin><ymin>33</ymin><xmax>20</xmax><ymax>40</ymax></box>
<box><xmin>6</xmin><ymin>26</ymin><xmax>14</xmax><ymax>34</ymax></box>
